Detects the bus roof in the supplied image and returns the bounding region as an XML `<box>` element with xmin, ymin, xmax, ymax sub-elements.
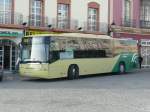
<box><xmin>24</xmin><ymin>33</ymin><xmax>113</xmax><ymax>39</ymax></box>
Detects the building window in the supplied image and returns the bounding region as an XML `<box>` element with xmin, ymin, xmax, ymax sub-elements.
<box><xmin>124</xmin><ymin>0</ymin><xmax>131</xmax><ymax>26</ymax></box>
<box><xmin>57</xmin><ymin>3</ymin><xmax>69</xmax><ymax>29</ymax></box>
<box><xmin>88</xmin><ymin>8</ymin><xmax>98</xmax><ymax>31</ymax></box>
<box><xmin>140</xmin><ymin>0</ymin><xmax>150</xmax><ymax>28</ymax></box>
<box><xmin>30</xmin><ymin>0</ymin><xmax>43</xmax><ymax>26</ymax></box>
<box><xmin>88</xmin><ymin>2</ymin><xmax>99</xmax><ymax>31</ymax></box>
<box><xmin>0</xmin><ymin>0</ymin><xmax>13</xmax><ymax>24</ymax></box>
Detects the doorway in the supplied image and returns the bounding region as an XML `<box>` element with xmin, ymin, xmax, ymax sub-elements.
<box><xmin>4</xmin><ymin>46</ymin><xmax>10</xmax><ymax>70</ymax></box>
<box><xmin>0</xmin><ymin>39</ymin><xmax>18</xmax><ymax>71</ymax></box>
<box><xmin>141</xmin><ymin>39</ymin><xmax>150</xmax><ymax>67</ymax></box>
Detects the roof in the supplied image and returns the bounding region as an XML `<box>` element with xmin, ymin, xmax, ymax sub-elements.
<box><xmin>24</xmin><ymin>33</ymin><xmax>113</xmax><ymax>39</ymax></box>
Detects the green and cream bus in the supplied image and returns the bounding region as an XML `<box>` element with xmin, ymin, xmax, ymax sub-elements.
<box><xmin>19</xmin><ymin>33</ymin><xmax>139</xmax><ymax>79</ymax></box>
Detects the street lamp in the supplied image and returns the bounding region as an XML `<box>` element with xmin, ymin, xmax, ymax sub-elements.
<box><xmin>48</xmin><ymin>24</ymin><xmax>53</xmax><ymax>31</ymax></box>
<box><xmin>78</xmin><ymin>27</ymin><xmax>82</xmax><ymax>31</ymax></box>
<box><xmin>48</xmin><ymin>24</ymin><xmax>52</xmax><ymax>28</ymax></box>
<box><xmin>22</xmin><ymin>22</ymin><xmax>27</xmax><ymax>26</ymax></box>
<box><xmin>108</xmin><ymin>22</ymin><xmax>116</xmax><ymax>36</ymax></box>
<box><xmin>16</xmin><ymin>22</ymin><xmax>27</xmax><ymax>72</ymax></box>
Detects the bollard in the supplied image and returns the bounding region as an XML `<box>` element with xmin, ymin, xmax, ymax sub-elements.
<box><xmin>0</xmin><ymin>65</ymin><xmax>3</xmax><ymax>82</ymax></box>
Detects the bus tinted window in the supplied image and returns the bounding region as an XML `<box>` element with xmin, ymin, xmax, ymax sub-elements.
<box><xmin>74</xmin><ymin>50</ymin><xmax>106</xmax><ymax>58</ymax></box>
<box><xmin>49</xmin><ymin>36</ymin><xmax>113</xmax><ymax>60</ymax></box>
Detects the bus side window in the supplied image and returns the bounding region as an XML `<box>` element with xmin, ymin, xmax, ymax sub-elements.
<box><xmin>49</xmin><ymin>37</ymin><xmax>67</xmax><ymax>62</ymax></box>
<box><xmin>49</xmin><ymin>50</ymin><xmax>61</xmax><ymax>63</ymax></box>
<box><xmin>98</xmin><ymin>39</ymin><xmax>113</xmax><ymax>57</ymax></box>
<box><xmin>74</xmin><ymin>50</ymin><xmax>106</xmax><ymax>58</ymax></box>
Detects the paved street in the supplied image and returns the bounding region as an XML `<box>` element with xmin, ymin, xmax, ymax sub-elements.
<box><xmin>0</xmin><ymin>69</ymin><xmax>150</xmax><ymax>112</ymax></box>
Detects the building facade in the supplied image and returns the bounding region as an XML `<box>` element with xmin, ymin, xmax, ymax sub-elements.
<box><xmin>110</xmin><ymin>0</ymin><xmax>150</xmax><ymax>67</ymax></box>
<box><xmin>0</xmin><ymin>0</ymin><xmax>109</xmax><ymax>72</ymax></box>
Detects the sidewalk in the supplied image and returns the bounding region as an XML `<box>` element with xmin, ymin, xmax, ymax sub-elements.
<box><xmin>2</xmin><ymin>71</ymin><xmax>19</xmax><ymax>81</ymax></box>
<box><xmin>132</xmin><ymin>67</ymin><xmax>150</xmax><ymax>73</ymax></box>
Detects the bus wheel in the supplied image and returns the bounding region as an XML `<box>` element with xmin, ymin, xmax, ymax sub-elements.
<box><xmin>68</xmin><ymin>65</ymin><xmax>79</xmax><ymax>80</ymax></box>
<box><xmin>119</xmin><ymin>63</ymin><xmax>125</xmax><ymax>74</ymax></box>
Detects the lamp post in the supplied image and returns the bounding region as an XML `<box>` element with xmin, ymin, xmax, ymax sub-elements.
<box><xmin>108</xmin><ymin>22</ymin><xmax>116</xmax><ymax>36</ymax></box>
<box><xmin>22</xmin><ymin>22</ymin><xmax>27</xmax><ymax>36</ymax></box>
<box><xmin>48</xmin><ymin>24</ymin><xmax>52</xmax><ymax>28</ymax></box>
<box><xmin>15</xmin><ymin>22</ymin><xmax>27</xmax><ymax>72</ymax></box>
<box><xmin>48</xmin><ymin>24</ymin><xmax>53</xmax><ymax>32</ymax></box>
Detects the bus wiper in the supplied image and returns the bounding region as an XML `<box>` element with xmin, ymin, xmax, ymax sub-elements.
<box><xmin>23</xmin><ymin>60</ymin><xmax>42</xmax><ymax>64</ymax></box>
<box><xmin>31</xmin><ymin>60</ymin><xmax>42</xmax><ymax>64</ymax></box>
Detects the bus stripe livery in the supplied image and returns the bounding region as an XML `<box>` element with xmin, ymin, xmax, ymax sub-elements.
<box><xmin>19</xmin><ymin>33</ymin><xmax>139</xmax><ymax>79</ymax></box>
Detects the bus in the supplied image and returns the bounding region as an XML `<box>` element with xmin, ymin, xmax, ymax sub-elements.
<box><xmin>19</xmin><ymin>33</ymin><xmax>139</xmax><ymax>79</ymax></box>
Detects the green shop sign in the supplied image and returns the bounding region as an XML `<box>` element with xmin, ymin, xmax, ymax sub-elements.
<box><xmin>0</xmin><ymin>31</ymin><xmax>22</xmax><ymax>37</ymax></box>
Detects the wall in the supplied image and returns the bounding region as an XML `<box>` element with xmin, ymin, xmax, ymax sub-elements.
<box><xmin>133</xmin><ymin>0</ymin><xmax>140</xmax><ymax>28</ymax></box>
<box><xmin>113</xmin><ymin>0</ymin><xmax>123</xmax><ymax>25</ymax></box>
<box><xmin>45</xmin><ymin>0</ymin><xmax>57</xmax><ymax>25</ymax></box>
<box><xmin>15</xmin><ymin>0</ymin><xmax>30</xmax><ymax>23</ymax></box>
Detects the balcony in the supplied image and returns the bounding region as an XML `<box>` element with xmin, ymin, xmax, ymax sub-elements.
<box><xmin>0</xmin><ymin>11</ymin><xmax>23</xmax><ymax>25</ymax></box>
<box><xmin>140</xmin><ymin>20</ymin><xmax>150</xmax><ymax>28</ymax></box>
<box><xmin>121</xmin><ymin>18</ymin><xmax>137</xmax><ymax>27</ymax></box>
<box><xmin>113</xmin><ymin>18</ymin><xmax>150</xmax><ymax>29</ymax></box>
<box><xmin>111</xmin><ymin>18</ymin><xmax>150</xmax><ymax>35</ymax></box>
<box><xmin>28</xmin><ymin>15</ymin><xmax>48</xmax><ymax>27</ymax></box>
<box><xmin>0</xmin><ymin>12</ymin><xmax>107</xmax><ymax>34</ymax></box>
<box><xmin>50</xmin><ymin>18</ymin><xmax>78</xmax><ymax>30</ymax></box>
<box><xmin>49</xmin><ymin>19</ymin><xmax>107</xmax><ymax>34</ymax></box>
<box><xmin>83</xmin><ymin>21</ymin><xmax>108</xmax><ymax>33</ymax></box>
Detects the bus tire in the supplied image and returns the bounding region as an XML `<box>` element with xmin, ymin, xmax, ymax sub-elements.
<box><xmin>119</xmin><ymin>62</ymin><xmax>125</xmax><ymax>74</ymax></box>
<box><xmin>68</xmin><ymin>65</ymin><xmax>79</xmax><ymax>80</ymax></box>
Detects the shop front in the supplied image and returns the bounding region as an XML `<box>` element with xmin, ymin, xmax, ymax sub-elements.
<box><xmin>140</xmin><ymin>39</ymin><xmax>150</xmax><ymax>67</ymax></box>
<box><xmin>0</xmin><ymin>29</ymin><xmax>23</xmax><ymax>72</ymax></box>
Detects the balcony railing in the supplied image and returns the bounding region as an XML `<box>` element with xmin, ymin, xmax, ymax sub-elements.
<box><xmin>0</xmin><ymin>11</ymin><xmax>23</xmax><ymax>25</ymax></box>
<box><xmin>111</xmin><ymin>18</ymin><xmax>150</xmax><ymax>34</ymax></box>
<box><xmin>114</xmin><ymin>18</ymin><xmax>150</xmax><ymax>29</ymax></box>
<box><xmin>0</xmin><ymin>12</ymin><xmax>107</xmax><ymax>34</ymax></box>
<box><xmin>83</xmin><ymin>21</ymin><xmax>108</xmax><ymax>33</ymax></box>
<box><xmin>28</xmin><ymin>15</ymin><xmax>48</xmax><ymax>27</ymax></box>
<box><xmin>121</xmin><ymin>18</ymin><xmax>137</xmax><ymax>27</ymax></box>
<box><xmin>50</xmin><ymin>19</ymin><xmax>108</xmax><ymax>33</ymax></box>
<box><xmin>50</xmin><ymin>18</ymin><xmax>78</xmax><ymax>30</ymax></box>
<box><xmin>57</xmin><ymin>19</ymin><xmax>70</xmax><ymax>29</ymax></box>
<box><xmin>140</xmin><ymin>20</ymin><xmax>150</xmax><ymax>28</ymax></box>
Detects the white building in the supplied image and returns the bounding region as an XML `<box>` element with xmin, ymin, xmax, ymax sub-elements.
<box><xmin>0</xmin><ymin>0</ymin><xmax>109</xmax><ymax>72</ymax></box>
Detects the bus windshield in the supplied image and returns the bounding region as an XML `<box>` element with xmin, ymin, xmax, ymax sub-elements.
<box><xmin>21</xmin><ymin>36</ymin><xmax>49</xmax><ymax>63</ymax></box>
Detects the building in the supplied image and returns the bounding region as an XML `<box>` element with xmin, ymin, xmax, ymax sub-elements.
<box><xmin>109</xmin><ymin>0</ymin><xmax>150</xmax><ymax>67</ymax></box>
<box><xmin>0</xmin><ymin>0</ymin><xmax>109</xmax><ymax>72</ymax></box>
